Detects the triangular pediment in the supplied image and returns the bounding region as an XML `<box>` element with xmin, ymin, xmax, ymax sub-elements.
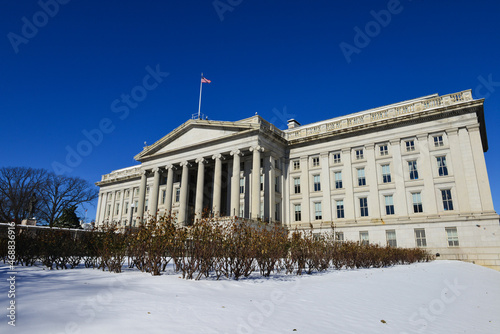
<box><xmin>135</xmin><ymin>119</ymin><xmax>259</xmax><ymax>160</ymax></box>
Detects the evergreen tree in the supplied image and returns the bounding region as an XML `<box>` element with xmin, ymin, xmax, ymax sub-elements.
<box><xmin>53</xmin><ymin>206</ymin><xmax>81</xmax><ymax>229</ymax></box>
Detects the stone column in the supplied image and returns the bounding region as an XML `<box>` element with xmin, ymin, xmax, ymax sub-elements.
<box><xmin>230</xmin><ymin>150</ymin><xmax>241</xmax><ymax>217</ymax></box>
<box><xmin>365</xmin><ymin>144</ymin><xmax>380</xmax><ymax>218</ymax></box>
<box><xmin>178</xmin><ymin>161</ymin><xmax>190</xmax><ymax>225</ymax></box>
<box><xmin>447</xmin><ymin>128</ymin><xmax>470</xmax><ymax>212</ymax></box>
<box><xmin>149</xmin><ymin>167</ymin><xmax>161</xmax><ymax>218</ymax></box>
<box><xmin>250</xmin><ymin>145</ymin><xmax>263</xmax><ymax>219</ymax></box>
<box><xmin>95</xmin><ymin>192</ymin><xmax>102</xmax><ymax>224</ymax></box>
<box><xmin>164</xmin><ymin>165</ymin><xmax>174</xmax><ymax>215</ymax></box>
<box><xmin>266</xmin><ymin>156</ymin><xmax>275</xmax><ymax>222</ymax></box>
<box><xmin>212</xmin><ymin>154</ymin><xmax>222</xmax><ymax>216</ymax></box>
<box><xmin>136</xmin><ymin>170</ymin><xmax>147</xmax><ymax>223</ymax></box>
<box><xmin>195</xmin><ymin>158</ymin><xmax>206</xmax><ymax>221</ymax></box>
<box><xmin>320</xmin><ymin>152</ymin><xmax>332</xmax><ymax>221</ymax></box>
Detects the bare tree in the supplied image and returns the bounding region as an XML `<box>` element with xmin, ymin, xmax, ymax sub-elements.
<box><xmin>37</xmin><ymin>173</ymin><xmax>98</xmax><ymax>227</ymax></box>
<box><xmin>0</xmin><ymin>167</ymin><xmax>47</xmax><ymax>223</ymax></box>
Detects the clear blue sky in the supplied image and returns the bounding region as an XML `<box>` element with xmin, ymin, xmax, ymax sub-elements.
<box><xmin>1</xmin><ymin>0</ymin><xmax>499</xmax><ymax>222</ymax></box>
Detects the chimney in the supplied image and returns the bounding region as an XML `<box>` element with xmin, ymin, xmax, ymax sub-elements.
<box><xmin>287</xmin><ymin>119</ymin><xmax>301</xmax><ymax>129</ymax></box>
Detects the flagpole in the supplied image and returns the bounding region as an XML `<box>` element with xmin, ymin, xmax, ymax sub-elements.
<box><xmin>198</xmin><ymin>72</ymin><xmax>203</xmax><ymax>119</ymax></box>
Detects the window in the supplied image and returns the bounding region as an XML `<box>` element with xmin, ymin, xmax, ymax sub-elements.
<box><xmin>441</xmin><ymin>189</ymin><xmax>454</xmax><ymax>211</ymax></box>
<box><xmin>412</xmin><ymin>193</ymin><xmax>423</xmax><ymax>213</ymax></box>
<box><xmin>446</xmin><ymin>227</ymin><xmax>459</xmax><ymax>247</ymax></box>
<box><xmin>406</xmin><ymin>140</ymin><xmax>415</xmax><ymax>151</ymax></box>
<box><xmin>116</xmin><ymin>192</ymin><xmax>121</xmax><ymax>200</ymax></box>
<box><xmin>146</xmin><ymin>187</ymin><xmax>150</xmax><ymax>195</ymax></box>
<box><xmin>408</xmin><ymin>160</ymin><xmax>419</xmax><ymax>180</ymax></box>
<box><xmin>293</xmin><ymin>160</ymin><xmax>300</xmax><ymax>170</ymax></box>
<box><xmin>386</xmin><ymin>230</ymin><xmax>397</xmax><ymax>247</ymax></box>
<box><xmin>162</xmin><ymin>190</ymin><xmax>166</xmax><ymax>204</ymax></box>
<box><xmin>107</xmin><ymin>204</ymin><xmax>111</xmax><ymax>216</ymax></box>
<box><xmin>134</xmin><ymin>200</ymin><xmax>138</xmax><ymax>213</ymax></box>
<box><xmin>275</xmin><ymin>176</ymin><xmax>280</xmax><ymax>193</ymax></box>
<box><xmin>336</xmin><ymin>200</ymin><xmax>344</xmax><ymax>219</ymax></box>
<box><xmin>260</xmin><ymin>175</ymin><xmax>264</xmax><ymax>191</ymax></box>
<box><xmin>240</xmin><ymin>162</ymin><xmax>245</xmax><ymax>171</ymax></box>
<box><xmin>437</xmin><ymin>156</ymin><xmax>448</xmax><ymax>176</ymax></box>
<box><xmin>126</xmin><ymin>189</ymin><xmax>130</xmax><ymax>198</ymax></box>
<box><xmin>355</xmin><ymin>149</ymin><xmax>364</xmax><ymax>160</ymax></box>
<box><xmin>134</xmin><ymin>187</ymin><xmax>139</xmax><ymax>196</ymax></box>
<box><xmin>145</xmin><ymin>200</ymin><xmax>148</xmax><ymax>212</ymax></box>
<box><xmin>124</xmin><ymin>202</ymin><xmax>129</xmax><ymax>214</ymax></box>
<box><xmin>293</xmin><ymin>177</ymin><xmax>301</xmax><ymax>194</ymax></box>
<box><xmin>312</xmin><ymin>156</ymin><xmax>320</xmax><ymax>167</ymax></box>
<box><xmin>275</xmin><ymin>159</ymin><xmax>280</xmax><ymax>169</ymax></box>
<box><xmin>175</xmin><ymin>188</ymin><xmax>180</xmax><ymax>202</ymax></box>
<box><xmin>335</xmin><ymin>232</ymin><xmax>344</xmax><ymax>242</ymax></box>
<box><xmin>357</xmin><ymin>168</ymin><xmax>366</xmax><ymax>186</ymax></box>
<box><xmin>360</xmin><ymin>197</ymin><xmax>368</xmax><ymax>217</ymax></box>
<box><xmin>385</xmin><ymin>195</ymin><xmax>395</xmax><ymax>215</ymax></box>
<box><xmin>335</xmin><ymin>172</ymin><xmax>342</xmax><ymax>189</ymax></box>
<box><xmin>382</xmin><ymin>164</ymin><xmax>391</xmax><ymax>183</ymax></box>
<box><xmin>379</xmin><ymin>144</ymin><xmax>388</xmax><ymax>156</ymax></box>
<box><xmin>360</xmin><ymin>231</ymin><xmax>369</xmax><ymax>245</ymax></box>
<box><xmin>260</xmin><ymin>201</ymin><xmax>264</xmax><ymax>218</ymax></box>
<box><xmin>239</xmin><ymin>177</ymin><xmax>245</xmax><ymax>194</ymax></box>
<box><xmin>294</xmin><ymin>204</ymin><xmax>302</xmax><ymax>221</ymax></box>
<box><xmin>314</xmin><ymin>202</ymin><xmax>322</xmax><ymax>220</ymax></box>
<box><xmin>333</xmin><ymin>153</ymin><xmax>341</xmax><ymax>164</ymax></box>
<box><xmin>415</xmin><ymin>228</ymin><xmax>427</xmax><ymax>247</ymax></box>
<box><xmin>313</xmin><ymin>175</ymin><xmax>321</xmax><ymax>191</ymax></box>
<box><xmin>434</xmin><ymin>135</ymin><xmax>444</xmax><ymax>147</ymax></box>
<box><xmin>115</xmin><ymin>203</ymin><xmax>120</xmax><ymax>215</ymax></box>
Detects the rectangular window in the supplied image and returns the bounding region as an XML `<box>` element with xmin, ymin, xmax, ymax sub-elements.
<box><xmin>294</xmin><ymin>177</ymin><xmax>301</xmax><ymax>194</ymax></box>
<box><xmin>333</xmin><ymin>153</ymin><xmax>341</xmax><ymax>164</ymax></box>
<box><xmin>380</xmin><ymin>144</ymin><xmax>388</xmax><ymax>156</ymax></box>
<box><xmin>313</xmin><ymin>175</ymin><xmax>321</xmax><ymax>191</ymax></box>
<box><xmin>442</xmin><ymin>189</ymin><xmax>454</xmax><ymax>211</ymax></box>
<box><xmin>126</xmin><ymin>189</ymin><xmax>130</xmax><ymax>198</ymax></box>
<box><xmin>275</xmin><ymin>202</ymin><xmax>280</xmax><ymax>221</ymax></box>
<box><xmin>446</xmin><ymin>227</ymin><xmax>459</xmax><ymax>247</ymax></box>
<box><xmin>293</xmin><ymin>160</ymin><xmax>300</xmax><ymax>170</ymax></box>
<box><xmin>134</xmin><ymin>200</ymin><xmax>138</xmax><ymax>213</ymax></box>
<box><xmin>357</xmin><ymin>168</ymin><xmax>366</xmax><ymax>186</ymax></box>
<box><xmin>107</xmin><ymin>204</ymin><xmax>111</xmax><ymax>216</ymax></box>
<box><xmin>115</xmin><ymin>203</ymin><xmax>120</xmax><ymax>215</ymax></box>
<box><xmin>360</xmin><ymin>197</ymin><xmax>368</xmax><ymax>217</ymax></box>
<box><xmin>386</xmin><ymin>230</ymin><xmax>397</xmax><ymax>247</ymax></box>
<box><xmin>145</xmin><ymin>200</ymin><xmax>148</xmax><ymax>212</ymax></box>
<box><xmin>260</xmin><ymin>175</ymin><xmax>264</xmax><ymax>191</ymax></box>
<box><xmin>314</xmin><ymin>202</ymin><xmax>322</xmax><ymax>220</ymax></box>
<box><xmin>312</xmin><ymin>156</ymin><xmax>320</xmax><ymax>167</ymax></box>
<box><xmin>175</xmin><ymin>188</ymin><xmax>180</xmax><ymax>202</ymax></box>
<box><xmin>335</xmin><ymin>172</ymin><xmax>343</xmax><ymax>189</ymax></box>
<box><xmin>385</xmin><ymin>195</ymin><xmax>395</xmax><ymax>215</ymax></box>
<box><xmin>275</xmin><ymin>159</ymin><xmax>280</xmax><ymax>169</ymax></box>
<box><xmin>134</xmin><ymin>188</ymin><xmax>139</xmax><ymax>196</ymax></box>
<box><xmin>415</xmin><ymin>228</ymin><xmax>427</xmax><ymax>247</ymax></box>
<box><xmin>275</xmin><ymin>176</ymin><xmax>280</xmax><ymax>193</ymax></box>
<box><xmin>434</xmin><ymin>135</ymin><xmax>444</xmax><ymax>147</ymax></box>
<box><xmin>437</xmin><ymin>156</ymin><xmax>448</xmax><ymax>176</ymax></box>
<box><xmin>360</xmin><ymin>231</ymin><xmax>369</xmax><ymax>245</ymax></box>
<box><xmin>335</xmin><ymin>232</ymin><xmax>344</xmax><ymax>242</ymax></box>
<box><xmin>406</xmin><ymin>140</ymin><xmax>415</xmax><ymax>151</ymax></box>
<box><xmin>294</xmin><ymin>204</ymin><xmax>302</xmax><ymax>221</ymax></box>
<box><xmin>356</xmin><ymin>149</ymin><xmax>364</xmax><ymax>160</ymax></box>
<box><xmin>161</xmin><ymin>190</ymin><xmax>166</xmax><ymax>204</ymax></box>
<box><xmin>382</xmin><ymin>164</ymin><xmax>391</xmax><ymax>183</ymax></box>
<box><xmin>336</xmin><ymin>200</ymin><xmax>344</xmax><ymax>219</ymax></box>
<box><xmin>239</xmin><ymin>177</ymin><xmax>245</xmax><ymax>194</ymax></box>
<box><xmin>116</xmin><ymin>192</ymin><xmax>121</xmax><ymax>200</ymax></box>
<box><xmin>412</xmin><ymin>192</ymin><xmax>423</xmax><ymax>213</ymax></box>
<box><xmin>408</xmin><ymin>160</ymin><xmax>419</xmax><ymax>180</ymax></box>
<box><xmin>124</xmin><ymin>202</ymin><xmax>129</xmax><ymax>214</ymax></box>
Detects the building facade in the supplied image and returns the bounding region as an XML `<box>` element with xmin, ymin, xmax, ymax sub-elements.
<box><xmin>95</xmin><ymin>89</ymin><xmax>500</xmax><ymax>270</ymax></box>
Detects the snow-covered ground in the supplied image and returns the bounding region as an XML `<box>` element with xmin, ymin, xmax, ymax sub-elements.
<box><xmin>1</xmin><ymin>260</ymin><xmax>499</xmax><ymax>334</ymax></box>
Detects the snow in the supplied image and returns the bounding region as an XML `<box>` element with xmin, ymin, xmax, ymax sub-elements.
<box><xmin>2</xmin><ymin>260</ymin><xmax>499</xmax><ymax>334</ymax></box>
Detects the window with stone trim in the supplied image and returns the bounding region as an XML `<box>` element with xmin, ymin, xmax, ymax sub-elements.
<box><xmin>239</xmin><ymin>177</ymin><xmax>245</xmax><ymax>194</ymax></box>
<box><xmin>446</xmin><ymin>227</ymin><xmax>459</xmax><ymax>247</ymax></box>
<box><xmin>441</xmin><ymin>189</ymin><xmax>454</xmax><ymax>211</ymax></box>
<box><xmin>312</xmin><ymin>156</ymin><xmax>320</xmax><ymax>167</ymax></box>
<box><xmin>406</xmin><ymin>140</ymin><xmax>415</xmax><ymax>151</ymax></box>
<box><xmin>175</xmin><ymin>188</ymin><xmax>180</xmax><ymax>202</ymax></box>
<box><xmin>134</xmin><ymin>200</ymin><xmax>138</xmax><ymax>213</ymax></box>
<box><xmin>434</xmin><ymin>135</ymin><xmax>444</xmax><ymax>147</ymax></box>
<box><xmin>386</xmin><ymin>230</ymin><xmax>397</xmax><ymax>247</ymax></box>
<box><xmin>124</xmin><ymin>202</ymin><xmax>129</xmax><ymax>214</ymax></box>
<box><xmin>379</xmin><ymin>144</ymin><xmax>388</xmax><ymax>156</ymax></box>
<box><xmin>294</xmin><ymin>204</ymin><xmax>302</xmax><ymax>221</ymax></box>
<box><xmin>336</xmin><ymin>200</ymin><xmax>344</xmax><ymax>219</ymax></box>
<box><xmin>382</xmin><ymin>164</ymin><xmax>391</xmax><ymax>183</ymax></box>
<box><xmin>357</xmin><ymin>168</ymin><xmax>366</xmax><ymax>186</ymax></box>
<box><xmin>293</xmin><ymin>160</ymin><xmax>300</xmax><ymax>170</ymax></box>
<box><xmin>360</xmin><ymin>231</ymin><xmax>369</xmax><ymax>245</ymax></box>
<box><xmin>385</xmin><ymin>195</ymin><xmax>395</xmax><ymax>215</ymax></box>
<box><xmin>415</xmin><ymin>228</ymin><xmax>427</xmax><ymax>247</ymax></box>
<box><xmin>408</xmin><ymin>160</ymin><xmax>419</xmax><ymax>180</ymax></box>
<box><xmin>335</xmin><ymin>172</ymin><xmax>342</xmax><ymax>189</ymax></box>
<box><xmin>360</xmin><ymin>197</ymin><xmax>368</xmax><ymax>217</ymax></box>
<box><xmin>335</xmin><ymin>231</ymin><xmax>344</xmax><ymax>242</ymax></box>
<box><xmin>314</xmin><ymin>202</ymin><xmax>322</xmax><ymax>220</ymax></box>
<box><xmin>313</xmin><ymin>175</ymin><xmax>321</xmax><ymax>191</ymax></box>
<box><xmin>437</xmin><ymin>156</ymin><xmax>448</xmax><ymax>176</ymax></box>
<box><xmin>355</xmin><ymin>149</ymin><xmax>364</xmax><ymax>160</ymax></box>
<box><xmin>294</xmin><ymin>177</ymin><xmax>301</xmax><ymax>194</ymax></box>
<box><xmin>412</xmin><ymin>192</ymin><xmax>423</xmax><ymax>213</ymax></box>
<box><xmin>333</xmin><ymin>152</ymin><xmax>341</xmax><ymax>164</ymax></box>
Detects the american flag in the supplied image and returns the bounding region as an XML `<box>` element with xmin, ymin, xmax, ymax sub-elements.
<box><xmin>201</xmin><ymin>77</ymin><xmax>211</xmax><ymax>84</ymax></box>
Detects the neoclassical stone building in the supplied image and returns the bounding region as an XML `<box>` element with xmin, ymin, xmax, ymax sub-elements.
<box><xmin>96</xmin><ymin>89</ymin><xmax>500</xmax><ymax>269</ymax></box>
